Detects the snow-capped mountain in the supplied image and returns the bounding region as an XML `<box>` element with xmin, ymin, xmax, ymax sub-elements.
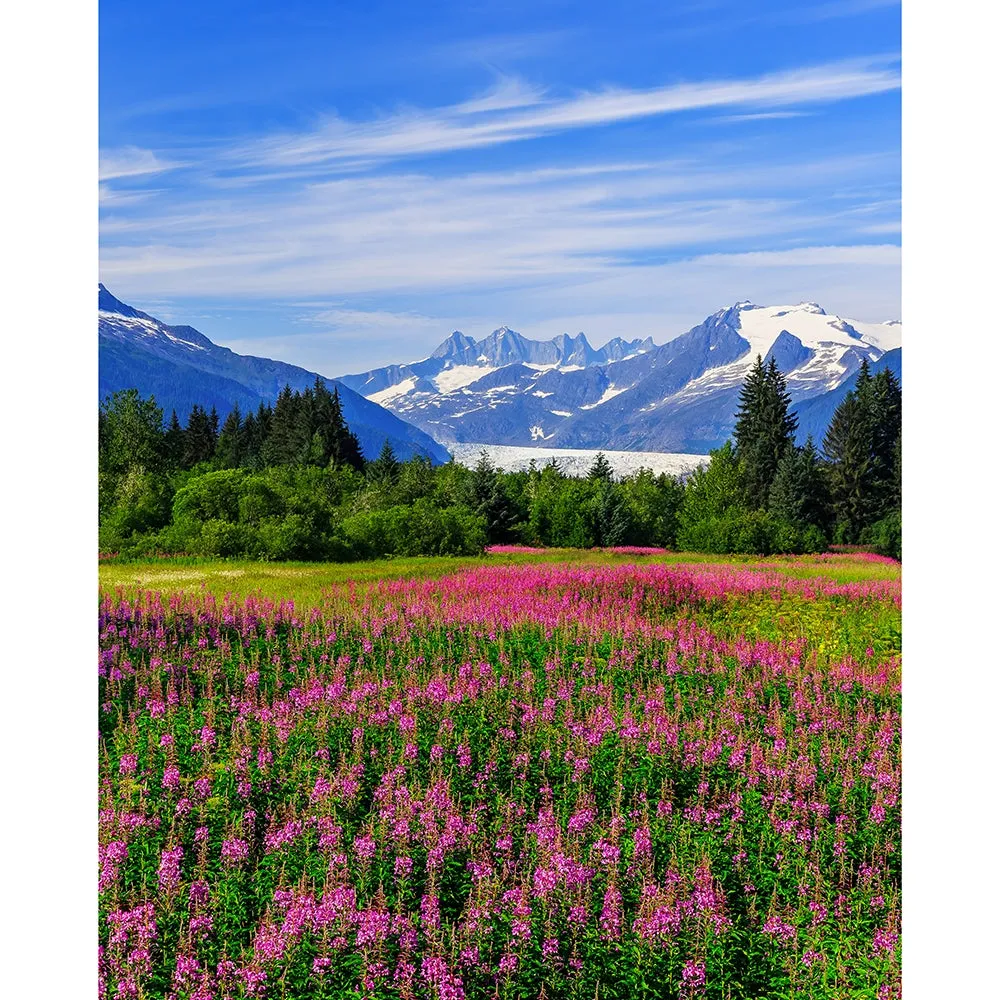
<box><xmin>338</xmin><ymin>326</ymin><xmax>655</xmax><ymax>403</ymax></box>
<box><xmin>98</xmin><ymin>285</ymin><xmax>450</xmax><ymax>463</ymax></box>
<box><xmin>340</xmin><ymin>302</ymin><xmax>902</xmax><ymax>454</ymax></box>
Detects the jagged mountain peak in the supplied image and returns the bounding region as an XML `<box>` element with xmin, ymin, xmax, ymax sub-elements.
<box><xmin>431</xmin><ymin>331</ymin><xmax>477</xmax><ymax>359</ymax></box>
<box><xmin>338</xmin><ymin>299</ymin><xmax>901</xmax><ymax>456</ymax></box>
<box><xmin>99</xmin><ymin>282</ymin><xmax>149</xmax><ymax>320</ymax></box>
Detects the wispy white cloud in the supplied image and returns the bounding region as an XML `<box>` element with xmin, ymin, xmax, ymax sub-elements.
<box><xmin>450</xmin><ymin>75</ymin><xmax>546</xmax><ymax>114</ymax></box>
<box><xmin>100</xmin><ymin>140</ymin><xmax>900</xmax><ymax>382</ymax></box>
<box><xmin>99</xmin><ymin>146</ymin><xmax>181</xmax><ymax>181</ymax></box>
<box><xmin>229</xmin><ymin>57</ymin><xmax>898</xmax><ymax>171</ymax></box>
<box><xmin>703</xmin><ymin>111</ymin><xmax>812</xmax><ymax>124</ymax></box>
<box><xmin>98</xmin><ymin>57</ymin><xmax>899</xmax><ymax>374</ymax></box>
<box><xmin>101</xmin><ymin>152</ymin><xmax>897</xmax><ymax>300</ymax></box>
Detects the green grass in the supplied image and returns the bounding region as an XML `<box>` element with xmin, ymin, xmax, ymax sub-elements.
<box><xmin>98</xmin><ymin>548</ymin><xmax>898</xmax><ymax>606</ymax></box>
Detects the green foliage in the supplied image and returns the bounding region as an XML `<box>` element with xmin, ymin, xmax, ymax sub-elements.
<box><xmin>860</xmin><ymin>510</ymin><xmax>902</xmax><ymax>561</ymax></box>
<box><xmin>182</xmin><ymin>403</ymin><xmax>217</xmax><ymax>467</ymax></box>
<box><xmin>341</xmin><ymin>500</ymin><xmax>486</xmax><ymax>558</ymax></box>
<box><xmin>824</xmin><ymin>362</ymin><xmax>901</xmax><ymax>544</ymax></box>
<box><xmin>99</xmin><ymin>389</ymin><xmax>165</xmax><ymax>480</ymax></box>
<box><xmin>99</xmin><ymin>353</ymin><xmax>901</xmax><ymax>562</ymax></box>
<box><xmin>733</xmin><ymin>355</ymin><xmax>798</xmax><ymax>508</ymax></box>
<box><xmin>587</xmin><ymin>451</ymin><xmax>614</xmax><ymax>482</ymax></box>
<box><xmin>467</xmin><ymin>450</ymin><xmax>517</xmax><ymax>543</ymax></box>
<box><xmin>768</xmin><ymin>436</ymin><xmax>831</xmax><ymax>534</ymax></box>
<box><xmin>367</xmin><ymin>439</ymin><xmax>400</xmax><ymax>484</ymax></box>
<box><xmin>678</xmin><ymin>509</ymin><xmax>825</xmax><ymax>555</ymax></box>
<box><xmin>586</xmin><ymin>478</ymin><xmax>632</xmax><ymax>546</ymax></box>
<box><xmin>677</xmin><ymin>442</ymin><xmax>746</xmax><ymax>530</ymax></box>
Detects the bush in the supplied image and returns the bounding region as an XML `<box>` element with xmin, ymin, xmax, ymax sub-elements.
<box><xmin>257</xmin><ymin>514</ymin><xmax>322</xmax><ymax>561</ymax></box>
<box><xmin>172</xmin><ymin>469</ymin><xmax>248</xmax><ymax>523</ymax></box>
<box><xmin>861</xmin><ymin>510</ymin><xmax>902</xmax><ymax>561</ymax></box>
<box><xmin>341</xmin><ymin>502</ymin><xmax>487</xmax><ymax>558</ymax></box>
<box><xmin>678</xmin><ymin>511</ymin><xmax>827</xmax><ymax>556</ymax></box>
<box><xmin>191</xmin><ymin>519</ymin><xmax>253</xmax><ymax>559</ymax></box>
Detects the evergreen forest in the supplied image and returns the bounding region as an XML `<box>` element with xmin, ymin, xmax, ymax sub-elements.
<box><xmin>99</xmin><ymin>362</ymin><xmax>901</xmax><ymax>562</ymax></box>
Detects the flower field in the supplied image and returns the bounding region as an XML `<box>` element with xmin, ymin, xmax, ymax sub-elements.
<box><xmin>99</xmin><ymin>555</ymin><xmax>900</xmax><ymax>999</ymax></box>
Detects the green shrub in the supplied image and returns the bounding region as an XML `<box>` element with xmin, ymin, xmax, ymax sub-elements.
<box><xmin>861</xmin><ymin>510</ymin><xmax>902</xmax><ymax>561</ymax></box>
<box><xmin>172</xmin><ymin>469</ymin><xmax>248</xmax><ymax>523</ymax></box>
<box><xmin>677</xmin><ymin>510</ymin><xmax>827</xmax><ymax>556</ymax></box>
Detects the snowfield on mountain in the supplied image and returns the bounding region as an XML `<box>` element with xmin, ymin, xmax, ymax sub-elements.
<box><xmin>340</xmin><ymin>302</ymin><xmax>902</xmax><ymax>454</ymax></box>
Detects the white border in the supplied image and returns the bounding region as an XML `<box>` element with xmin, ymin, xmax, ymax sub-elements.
<box><xmin>3</xmin><ymin>0</ymin><xmax>999</xmax><ymax>992</ymax></box>
<box><xmin>2</xmin><ymin>0</ymin><xmax>96</xmax><ymax>993</ymax></box>
<box><xmin>903</xmin><ymin>1</ymin><xmax>998</xmax><ymax>996</ymax></box>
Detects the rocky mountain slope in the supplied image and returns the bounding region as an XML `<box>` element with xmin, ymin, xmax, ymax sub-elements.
<box><xmin>98</xmin><ymin>285</ymin><xmax>450</xmax><ymax>463</ymax></box>
<box><xmin>339</xmin><ymin>302</ymin><xmax>902</xmax><ymax>453</ymax></box>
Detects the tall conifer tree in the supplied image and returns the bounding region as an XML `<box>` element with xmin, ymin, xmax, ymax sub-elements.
<box><xmin>733</xmin><ymin>354</ymin><xmax>798</xmax><ymax>508</ymax></box>
<box><xmin>183</xmin><ymin>404</ymin><xmax>216</xmax><ymax>467</ymax></box>
<box><xmin>369</xmin><ymin>440</ymin><xmax>400</xmax><ymax>483</ymax></box>
<box><xmin>264</xmin><ymin>385</ymin><xmax>299</xmax><ymax>466</ymax></box>
<box><xmin>215</xmin><ymin>405</ymin><xmax>243</xmax><ymax>468</ymax></box>
<box><xmin>823</xmin><ymin>390</ymin><xmax>874</xmax><ymax>541</ymax></box>
<box><xmin>768</xmin><ymin>436</ymin><xmax>830</xmax><ymax>530</ymax></box>
<box><xmin>163</xmin><ymin>409</ymin><xmax>184</xmax><ymax>469</ymax></box>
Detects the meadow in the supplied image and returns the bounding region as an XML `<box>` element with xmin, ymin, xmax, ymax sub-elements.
<box><xmin>99</xmin><ymin>550</ymin><xmax>900</xmax><ymax>999</ymax></box>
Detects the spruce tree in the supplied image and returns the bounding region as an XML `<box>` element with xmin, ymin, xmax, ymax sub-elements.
<box><xmin>733</xmin><ymin>354</ymin><xmax>797</xmax><ymax>508</ymax></box>
<box><xmin>369</xmin><ymin>440</ymin><xmax>401</xmax><ymax>483</ymax></box>
<box><xmin>587</xmin><ymin>452</ymin><xmax>614</xmax><ymax>483</ymax></box>
<box><xmin>768</xmin><ymin>436</ymin><xmax>830</xmax><ymax>530</ymax></box>
<box><xmin>293</xmin><ymin>386</ymin><xmax>317</xmax><ymax>464</ymax></box>
<box><xmin>327</xmin><ymin>386</ymin><xmax>365</xmax><ymax>471</ymax></box>
<box><xmin>469</xmin><ymin>450</ymin><xmax>514</xmax><ymax>542</ymax></box>
<box><xmin>162</xmin><ymin>409</ymin><xmax>184</xmax><ymax>469</ymax></box>
<box><xmin>241</xmin><ymin>410</ymin><xmax>260</xmax><ymax>469</ymax></box>
<box><xmin>589</xmin><ymin>479</ymin><xmax>631</xmax><ymax>546</ymax></box>
<box><xmin>823</xmin><ymin>390</ymin><xmax>873</xmax><ymax>541</ymax></box>
<box><xmin>311</xmin><ymin>378</ymin><xmax>339</xmax><ymax>466</ymax></box>
<box><xmin>183</xmin><ymin>404</ymin><xmax>216</xmax><ymax>467</ymax></box>
<box><xmin>866</xmin><ymin>367</ymin><xmax>902</xmax><ymax>520</ymax></box>
<box><xmin>215</xmin><ymin>405</ymin><xmax>243</xmax><ymax>468</ymax></box>
<box><xmin>733</xmin><ymin>355</ymin><xmax>767</xmax><ymax>458</ymax></box>
<box><xmin>264</xmin><ymin>385</ymin><xmax>299</xmax><ymax>466</ymax></box>
<box><xmin>251</xmin><ymin>403</ymin><xmax>272</xmax><ymax>468</ymax></box>
<box><xmin>823</xmin><ymin>361</ymin><xmax>902</xmax><ymax>540</ymax></box>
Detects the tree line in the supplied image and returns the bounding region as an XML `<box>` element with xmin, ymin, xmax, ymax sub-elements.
<box><xmin>99</xmin><ymin>358</ymin><xmax>900</xmax><ymax>561</ymax></box>
<box><xmin>680</xmin><ymin>355</ymin><xmax>901</xmax><ymax>558</ymax></box>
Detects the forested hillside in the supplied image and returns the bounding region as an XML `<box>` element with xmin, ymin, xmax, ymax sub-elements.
<box><xmin>99</xmin><ymin>358</ymin><xmax>901</xmax><ymax>561</ymax></box>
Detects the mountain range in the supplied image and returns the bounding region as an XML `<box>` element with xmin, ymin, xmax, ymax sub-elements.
<box><xmin>99</xmin><ymin>286</ymin><xmax>901</xmax><ymax>463</ymax></box>
<box><xmin>339</xmin><ymin>302</ymin><xmax>902</xmax><ymax>453</ymax></box>
<box><xmin>98</xmin><ymin>285</ymin><xmax>450</xmax><ymax>463</ymax></box>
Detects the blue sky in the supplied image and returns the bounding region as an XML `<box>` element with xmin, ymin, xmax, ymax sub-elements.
<box><xmin>99</xmin><ymin>0</ymin><xmax>900</xmax><ymax>375</ymax></box>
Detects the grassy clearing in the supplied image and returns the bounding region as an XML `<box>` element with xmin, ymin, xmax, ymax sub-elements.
<box><xmin>99</xmin><ymin>549</ymin><xmax>898</xmax><ymax>606</ymax></box>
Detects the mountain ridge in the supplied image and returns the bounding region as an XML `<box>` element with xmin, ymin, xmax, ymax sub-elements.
<box><xmin>98</xmin><ymin>286</ymin><xmax>450</xmax><ymax>463</ymax></box>
<box><xmin>339</xmin><ymin>301</ymin><xmax>901</xmax><ymax>454</ymax></box>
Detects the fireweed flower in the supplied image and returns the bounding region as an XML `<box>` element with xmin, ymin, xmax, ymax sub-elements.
<box><xmin>221</xmin><ymin>837</ymin><xmax>249</xmax><ymax>866</ymax></box>
<box><xmin>157</xmin><ymin>845</ymin><xmax>183</xmax><ymax>894</ymax></box>
<box><xmin>97</xmin><ymin>560</ymin><xmax>900</xmax><ymax>995</ymax></box>
<box><xmin>682</xmin><ymin>959</ymin><xmax>707</xmax><ymax>990</ymax></box>
<box><xmin>600</xmin><ymin>883</ymin><xmax>623</xmax><ymax>941</ymax></box>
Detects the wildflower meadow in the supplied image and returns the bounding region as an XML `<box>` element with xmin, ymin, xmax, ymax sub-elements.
<box><xmin>99</xmin><ymin>554</ymin><xmax>900</xmax><ymax>999</ymax></box>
